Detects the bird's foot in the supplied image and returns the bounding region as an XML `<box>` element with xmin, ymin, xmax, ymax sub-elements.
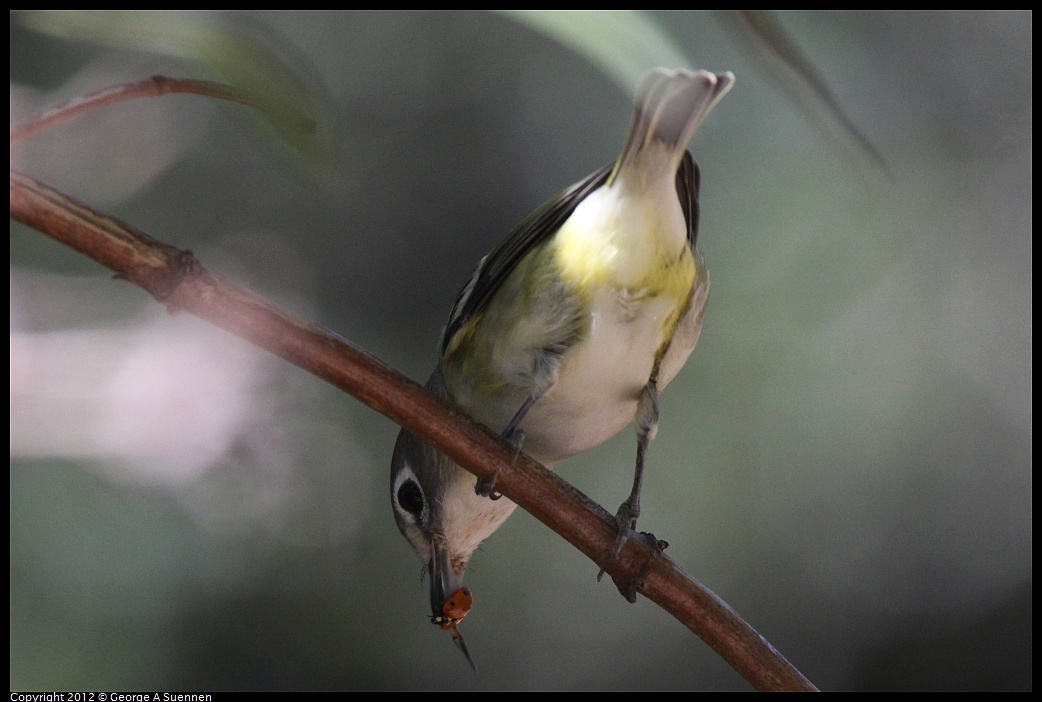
<box><xmin>474</xmin><ymin>471</ymin><xmax>502</xmax><ymax>500</ymax></box>
<box><xmin>597</xmin><ymin>503</ymin><xmax>668</xmax><ymax>603</ymax></box>
<box><xmin>474</xmin><ymin>427</ymin><xmax>525</xmax><ymax>501</ymax></box>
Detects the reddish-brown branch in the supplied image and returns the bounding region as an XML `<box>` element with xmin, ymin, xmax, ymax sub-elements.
<box><xmin>10</xmin><ymin>76</ymin><xmax>255</xmax><ymax>146</ymax></box>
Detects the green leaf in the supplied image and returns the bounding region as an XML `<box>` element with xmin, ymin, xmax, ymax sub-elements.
<box><xmin>14</xmin><ymin>10</ymin><xmax>330</xmax><ymax>162</ymax></box>
<box><xmin>495</xmin><ymin>10</ymin><xmax>693</xmax><ymax>95</ymax></box>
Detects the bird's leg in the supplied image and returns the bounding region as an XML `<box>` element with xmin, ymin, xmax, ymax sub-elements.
<box><xmin>618</xmin><ymin>380</ymin><xmax>659</xmax><ymax>548</ymax></box>
<box><xmin>474</xmin><ymin>391</ymin><xmax>541</xmax><ymax>500</ymax></box>
<box><xmin>598</xmin><ymin>380</ymin><xmax>667</xmax><ymax>601</ymax></box>
<box><xmin>476</xmin><ymin>345</ymin><xmax>565</xmax><ymax>499</ymax></box>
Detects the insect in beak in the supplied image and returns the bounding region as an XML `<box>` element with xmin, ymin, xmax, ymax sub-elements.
<box><xmin>430</xmin><ymin>586</ymin><xmax>476</xmax><ymax>672</ymax></box>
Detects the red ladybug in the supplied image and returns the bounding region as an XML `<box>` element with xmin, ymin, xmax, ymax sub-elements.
<box><xmin>429</xmin><ymin>586</ymin><xmax>476</xmax><ymax>671</ymax></box>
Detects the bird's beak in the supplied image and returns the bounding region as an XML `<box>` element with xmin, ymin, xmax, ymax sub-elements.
<box><xmin>428</xmin><ymin>541</ymin><xmax>463</xmax><ymax>619</ymax></box>
<box><xmin>428</xmin><ymin>539</ymin><xmax>478</xmax><ymax>672</ymax></box>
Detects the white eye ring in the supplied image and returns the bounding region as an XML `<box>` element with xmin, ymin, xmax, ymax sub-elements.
<box><xmin>393</xmin><ymin>463</ymin><xmax>427</xmax><ymax>525</ymax></box>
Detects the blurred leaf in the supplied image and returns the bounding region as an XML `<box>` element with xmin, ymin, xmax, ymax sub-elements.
<box><xmin>13</xmin><ymin>10</ymin><xmax>331</xmax><ymax>162</ymax></box>
<box><xmin>717</xmin><ymin>10</ymin><xmax>888</xmax><ymax>173</ymax></box>
<box><xmin>496</xmin><ymin>10</ymin><xmax>693</xmax><ymax>95</ymax></box>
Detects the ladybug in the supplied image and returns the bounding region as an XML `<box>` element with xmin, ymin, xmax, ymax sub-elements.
<box><xmin>430</xmin><ymin>586</ymin><xmax>476</xmax><ymax>672</ymax></box>
<box><xmin>435</xmin><ymin>586</ymin><xmax>473</xmax><ymax>628</ymax></box>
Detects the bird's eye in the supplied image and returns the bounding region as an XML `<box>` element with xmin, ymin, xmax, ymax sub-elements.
<box><xmin>397</xmin><ymin>478</ymin><xmax>425</xmax><ymax>518</ymax></box>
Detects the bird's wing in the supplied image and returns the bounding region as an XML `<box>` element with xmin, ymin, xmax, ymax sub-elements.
<box><xmin>675</xmin><ymin>150</ymin><xmax>701</xmax><ymax>247</ymax></box>
<box><xmin>440</xmin><ymin>164</ymin><xmax>612</xmax><ymax>355</ymax></box>
<box><xmin>657</xmin><ymin>251</ymin><xmax>710</xmax><ymax>391</ymax></box>
<box><xmin>655</xmin><ymin>150</ymin><xmax>706</xmax><ymax>390</ymax></box>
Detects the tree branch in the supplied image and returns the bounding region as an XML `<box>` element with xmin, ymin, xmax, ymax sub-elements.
<box><xmin>9</xmin><ymin>79</ymin><xmax>817</xmax><ymax>692</ymax></box>
<box><xmin>10</xmin><ymin>76</ymin><xmax>255</xmax><ymax>146</ymax></box>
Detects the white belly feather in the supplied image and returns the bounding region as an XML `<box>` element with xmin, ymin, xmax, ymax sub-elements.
<box><xmin>520</xmin><ymin>285</ymin><xmax>678</xmax><ymax>463</ymax></box>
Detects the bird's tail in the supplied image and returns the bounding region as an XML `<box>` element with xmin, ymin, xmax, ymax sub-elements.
<box><xmin>611</xmin><ymin>68</ymin><xmax>734</xmax><ymax>185</ymax></box>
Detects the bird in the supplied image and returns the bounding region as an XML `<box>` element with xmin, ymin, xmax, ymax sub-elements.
<box><xmin>390</xmin><ymin>67</ymin><xmax>733</xmax><ymax>661</ymax></box>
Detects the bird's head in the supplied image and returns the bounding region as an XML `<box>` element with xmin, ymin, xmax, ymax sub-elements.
<box><xmin>390</xmin><ymin>426</ymin><xmax>519</xmax><ymax>620</ymax></box>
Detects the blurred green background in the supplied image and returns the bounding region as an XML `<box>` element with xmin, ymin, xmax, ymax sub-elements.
<box><xmin>10</xmin><ymin>10</ymin><xmax>1031</xmax><ymax>691</ymax></box>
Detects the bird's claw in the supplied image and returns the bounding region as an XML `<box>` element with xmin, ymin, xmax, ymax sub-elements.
<box><xmin>475</xmin><ymin>426</ymin><xmax>527</xmax><ymax>500</ymax></box>
<box><xmin>597</xmin><ymin>504</ymin><xmax>668</xmax><ymax>603</ymax></box>
<box><xmin>612</xmin><ymin>501</ymin><xmax>640</xmax><ymax>557</ymax></box>
<box><xmin>474</xmin><ymin>473</ymin><xmax>502</xmax><ymax>500</ymax></box>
